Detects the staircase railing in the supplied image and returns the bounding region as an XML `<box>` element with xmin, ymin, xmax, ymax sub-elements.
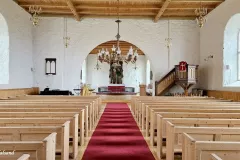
<box><xmin>155</xmin><ymin>68</ymin><xmax>176</xmax><ymax>96</ymax></box>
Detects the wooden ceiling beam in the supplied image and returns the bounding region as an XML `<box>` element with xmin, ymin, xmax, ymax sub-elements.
<box><xmin>16</xmin><ymin>0</ymin><xmax>224</xmax><ymax>20</ymax></box>
<box><xmin>79</xmin><ymin>11</ymin><xmax>156</xmax><ymax>16</ymax></box>
<box><xmin>154</xmin><ymin>0</ymin><xmax>171</xmax><ymax>22</ymax></box>
<box><xmin>65</xmin><ymin>0</ymin><xmax>80</xmax><ymax>21</ymax></box>
<box><xmin>171</xmin><ymin>0</ymin><xmax>223</xmax><ymax>2</ymax></box>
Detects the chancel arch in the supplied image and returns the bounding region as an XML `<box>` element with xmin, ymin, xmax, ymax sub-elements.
<box><xmin>0</xmin><ymin>13</ymin><xmax>9</xmax><ymax>84</ymax></box>
<box><xmin>82</xmin><ymin>40</ymin><xmax>152</xmax><ymax>94</ymax></box>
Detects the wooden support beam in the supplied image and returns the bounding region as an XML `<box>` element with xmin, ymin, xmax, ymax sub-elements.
<box><xmin>154</xmin><ymin>0</ymin><xmax>171</xmax><ymax>22</ymax></box>
<box><xmin>65</xmin><ymin>0</ymin><xmax>80</xmax><ymax>21</ymax></box>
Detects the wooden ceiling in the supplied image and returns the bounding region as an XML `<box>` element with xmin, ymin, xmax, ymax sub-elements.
<box><xmin>16</xmin><ymin>0</ymin><xmax>224</xmax><ymax>22</ymax></box>
<box><xmin>89</xmin><ymin>40</ymin><xmax>145</xmax><ymax>55</ymax></box>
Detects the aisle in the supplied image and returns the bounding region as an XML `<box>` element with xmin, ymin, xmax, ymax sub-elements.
<box><xmin>82</xmin><ymin>103</ymin><xmax>155</xmax><ymax>160</ymax></box>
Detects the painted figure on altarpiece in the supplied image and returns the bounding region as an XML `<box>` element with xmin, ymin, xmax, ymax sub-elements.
<box><xmin>109</xmin><ymin>61</ymin><xmax>123</xmax><ymax>84</ymax></box>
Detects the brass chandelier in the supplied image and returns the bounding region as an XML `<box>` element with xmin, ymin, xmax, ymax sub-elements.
<box><xmin>97</xmin><ymin>0</ymin><xmax>139</xmax><ymax>64</ymax></box>
<box><xmin>29</xmin><ymin>6</ymin><xmax>42</xmax><ymax>26</ymax></box>
<box><xmin>195</xmin><ymin>1</ymin><xmax>207</xmax><ymax>28</ymax></box>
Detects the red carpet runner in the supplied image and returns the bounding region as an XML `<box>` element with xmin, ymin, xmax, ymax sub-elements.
<box><xmin>82</xmin><ymin>103</ymin><xmax>155</xmax><ymax>160</ymax></box>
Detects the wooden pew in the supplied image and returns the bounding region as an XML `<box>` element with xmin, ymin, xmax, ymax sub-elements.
<box><xmin>166</xmin><ymin>122</ymin><xmax>240</xmax><ymax>160</ymax></box>
<box><xmin>136</xmin><ymin>100</ymin><xmax>235</xmax><ymax>124</ymax></box>
<box><xmin>155</xmin><ymin>112</ymin><xmax>240</xmax><ymax>159</ymax></box>
<box><xmin>139</xmin><ymin>101</ymin><xmax>240</xmax><ymax>128</ymax></box>
<box><xmin>0</xmin><ymin>106</ymin><xmax>88</xmax><ymax>137</ymax></box>
<box><xmin>0</xmin><ymin>102</ymin><xmax>93</xmax><ymax>132</ymax></box>
<box><xmin>149</xmin><ymin>108</ymin><xmax>240</xmax><ymax>145</ymax></box>
<box><xmin>145</xmin><ymin>105</ymin><xmax>240</xmax><ymax>136</ymax></box>
<box><xmin>182</xmin><ymin>132</ymin><xmax>240</xmax><ymax>160</ymax></box>
<box><xmin>132</xmin><ymin>97</ymin><xmax>225</xmax><ymax>117</ymax></box>
<box><xmin>0</xmin><ymin>123</ymin><xmax>69</xmax><ymax>160</ymax></box>
<box><xmin>17</xmin><ymin>154</ymin><xmax>30</xmax><ymax>160</ymax></box>
<box><xmin>211</xmin><ymin>153</ymin><xmax>223</xmax><ymax>160</ymax></box>
<box><xmin>0</xmin><ymin>118</ymin><xmax>78</xmax><ymax>159</ymax></box>
<box><xmin>11</xmin><ymin>95</ymin><xmax>102</xmax><ymax>114</ymax></box>
<box><xmin>0</xmin><ymin>104</ymin><xmax>86</xmax><ymax>136</ymax></box>
<box><xmin>0</xmin><ymin>112</ymin><xmax>80</xmax><ymax>158</ymax></box>
<box><xmin>0</xmin><ymin>132</ymin><xmax>56</xmax><ymax>160</ymax></box>
<box><xmin>2</xmin><ymin>100</ymin><xmax>99</xmax><ymax>123</ymax></box>
<box><xmin>131</xmin><ymin>96</ymin><xmax>212</xmax><ymax>111</ymax></box>
<box><xmin>157</xmin><ymin>117</ymin><xmax>240</xmax><ymax>159</ymax></box>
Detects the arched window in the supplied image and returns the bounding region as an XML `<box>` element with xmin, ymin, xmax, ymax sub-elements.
<box><xmin>81</xmin><ymin>60</ymin><xmax>87</xmax><ymax>84</ymax></box>
<box><xmin>146</xmin><ymin>60</ymin><xmax>151</xmax><ymax>86</ymax></box>
<box><xmin>0</xmin><ymin>13</ymin><xmax>9</xmax><ymax>84</ymax></box>
<box><xmin>223</xmin><ymin>14</ymin><xmax>240</xmax><ymax>86</ymax></box>
<box><xmin>238</xmin><ymin>31</ymin><xmax>240</xmax><ymax>80</ymax></box>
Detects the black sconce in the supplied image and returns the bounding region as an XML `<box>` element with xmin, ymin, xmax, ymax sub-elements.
<box><xmin>204</xmin><ymin>55</ymin><xmax>213</xmax><ymax>61</ymax></box>
<box><xmin>45</xmin><ymin>58</ymin><xmax>56</xmax><ymax>75</ymax></box>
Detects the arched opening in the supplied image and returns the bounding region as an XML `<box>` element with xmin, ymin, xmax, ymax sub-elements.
<box><xmin>0</xmin><ymin>13</ymin><xmax>9</xmax><ymax>84</ymax></box>
<box><xmin>80</xmin><ymin>40</ymin><xmax>153</xmax><ymax>94</ymax></box>
<box><xmin>223</xmin><ymin>13</ymin><xmax>240</xmax><ymax>86</ymax></box>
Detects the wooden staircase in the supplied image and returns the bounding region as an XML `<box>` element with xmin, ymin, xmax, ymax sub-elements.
<box><xmin>155</xmin><ymin>68</ymin><xmax>176</xmax><ymax>96</ymax></box>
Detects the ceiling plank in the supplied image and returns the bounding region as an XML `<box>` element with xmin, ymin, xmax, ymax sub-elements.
<box><xmin>65</xmin><ymin>0</ymin><xmax>80</xmax><ymax>21</ymax></box>
<box><xmin>154</xmin><ymin>0</ymin><xmax>171</xmax><ymax>22</ymax></box>
<box><xmin>16</xmin><ymin>0</ymin><xmax>224</xmax><ymax>20</ymax></box>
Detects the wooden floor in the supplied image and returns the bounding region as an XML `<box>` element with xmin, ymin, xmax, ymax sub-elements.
<box><xmin>73</xmin><ymin>103</ymin><xmax>159</xmax><ymax>160</ymax></box>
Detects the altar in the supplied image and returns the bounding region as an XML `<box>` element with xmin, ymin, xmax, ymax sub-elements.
<box><xmin>97</xmin><ymin>84</ymin><xmax>136</xmax><ymax>95</ymax></box>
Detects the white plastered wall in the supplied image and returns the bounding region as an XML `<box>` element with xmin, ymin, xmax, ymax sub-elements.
<box><xmin>0</xmin><ymin>0</ymin><xmax>33</xmax><ymax>89</ymax></box>
<box><xmin>33</xmin><ymin>17</ymin><xmax>200</xmax><ymax>92</ymax></box>
<box><xmin>199</xmin><ymin>0</ymin><xmax>240</xmax><ymax>91</ymax></box>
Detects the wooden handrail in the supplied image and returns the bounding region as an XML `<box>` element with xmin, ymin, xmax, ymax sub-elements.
<box><xmin>155</xmin><ymin>68</ymin><xmax>175</xmax><ymax>85</ymax></box>
<box><xmin>155</xmin><ymin>68</ymin><xmax>176</xmax><ymax>96</ymax></box>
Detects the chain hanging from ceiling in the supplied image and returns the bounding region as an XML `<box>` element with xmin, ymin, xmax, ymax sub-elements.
<box><xmin>165</xmin><ymin>18</ymin><xmax>172</xmax><ymax>70</ymax></box>
<box><xmin>63</xmin><ymin>18</ymin><xmax>70</xmax><ymax>48</ymax></box>
<box><xmin>97</xmin><ymin>0</ymin><xmax>139</xmax><ymax>65</ymax></box>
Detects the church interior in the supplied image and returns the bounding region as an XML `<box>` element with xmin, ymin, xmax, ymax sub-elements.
<box><xmin>1</xmin><ymin>0</ymin><xmax>240</xmax><ymax>160</ymax></box>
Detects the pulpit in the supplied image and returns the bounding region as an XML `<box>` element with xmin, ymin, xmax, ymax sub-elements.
<box><xmin>175</xmin><ymin>61</ymin><xmax>199</xmax><ymax>96</ymax></box>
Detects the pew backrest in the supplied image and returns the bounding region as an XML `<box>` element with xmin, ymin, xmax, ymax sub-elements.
<box><xmin>0</xmin><ymin>132</ymin><xmax>57</xmax><ymax>160</ymax></box>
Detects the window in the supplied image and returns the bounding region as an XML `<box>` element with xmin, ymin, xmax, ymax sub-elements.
<box><xmin>238</xmin><ymin>31</ymin><xmax>240</xmax><ymax>80</ymax></box>
<box><xmin>146</xmin><ymin>60</ymin><xmax>151</xmax><ymax>86</ymax></box>
<box><xmin>0</xmin><ymin>13</ymin><xmax>9</xmax><ymax>84</ymax></box>
<box><xmin>45</xmin><ymin>58</ymin><xmax>56</xmax><ymax>75</ymax></box>
<box><xmin>81</xmin><ymin>60</ymin><xmax>87</xmax><ymax>84</ymax></box>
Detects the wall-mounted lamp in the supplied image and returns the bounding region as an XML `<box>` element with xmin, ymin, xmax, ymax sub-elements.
<box><xmin>204</xmin><ymin>55</ymin><xmax>213</xmax><ymax>61</ymax></box>
<box><xmin>94</xmin><ymin>60</ymin><xmax>101</xmax><ymax>70</ymax></box>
